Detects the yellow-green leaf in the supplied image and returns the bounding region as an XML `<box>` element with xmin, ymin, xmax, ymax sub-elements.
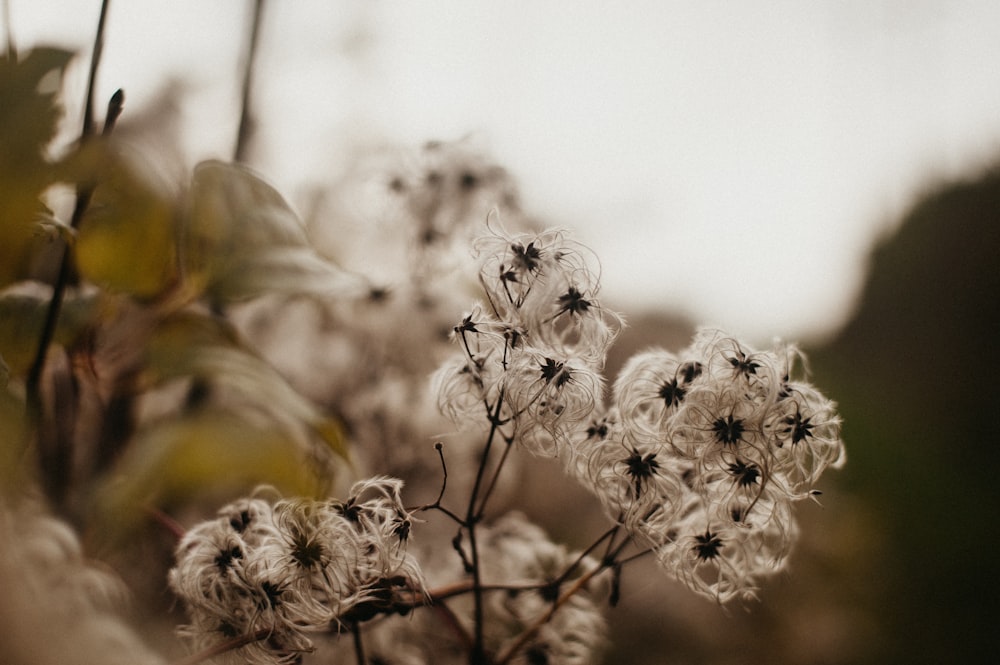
<box><xmin>0</xmin><ymin>47</ymin><xmax>75</xmax><ymax>287</ymax></box>
<box><xmin>74</xmin><ymin>147</ymin><xmax>178</xmax><ymax>299</ymax></box>
<box><xmin>95</xmin><ymin>410</ymin><xmax>326</xmax><ymax>531</ymax></box>
<box><xmin>144</xmin><ymin>311</ymin><xmax>348</xmax><ymax>460</ymax></box>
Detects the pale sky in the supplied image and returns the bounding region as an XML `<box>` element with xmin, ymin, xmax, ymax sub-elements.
<box><xmin>11</xmin><ymin>1</ymin><xmax>1000</xmax><ymax>342</ymax></box>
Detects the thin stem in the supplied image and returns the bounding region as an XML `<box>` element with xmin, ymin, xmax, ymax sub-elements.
<box><xmin>616</xmin><ymin>546</ymin><xmax>656</xmax><ymax>567</ymax></box>
<box><xmin>80</xmin><ymin>0</ymin><xmax>111</xmax><ymax>137</ymax></box>
<box><xmin>24</xmin><ymin>1</ymin><xmax>117</xmax><ymax>507</ymax></box>
<box><xmin>466</xmin><ymin>391</ymin><xmax>506</xmax><ymax>519</ymax></box>
<box><xmin>352</xmin><ymin>622</ymin><xmax>366</xmax><ymax>665</ymax></box>
<box><xmin>549</xmin><ymin>524</ymin><xmax>619</xmax><ymax>589</ymax></box>
<box><xmin>234</xmin><ymin>0</ymin><xmax>265</xmax><ymax>163</ymax></box>
<box><xmin>473</xmin><ymin>433</ymin><xmax>515</xmax><ymax>520</ymax></box>
<box><xmin>145</xmin><ymin>505</ymin><xmax>186</xmax><ymax>541</ymax></box>
<box><xmin>425</xmin><ymin>501</ymin><xmax>466</xmax><ymax>526</ymax></box>
<box><xmin>410</xmin><ymin>442</ymin><xmax>466</xmax><ymax>525</ymax></box>
<box><xmin>25</xmin><ymin>89</ymin><xmax>123</xmax><ymax>449</ymax></box>
<box><xmin>464</xmin><ymin>392</ymin><xmax>507</xmax><ymax>664</ymax></box>
<box><xmin>401</xmin><ymin>580</ymin><xmax>545</xmax><ymax>605</ymax></box>
<box><xmin>431</xmin><ymin>441</ymin><xmax>449</xmax><ymax>505</ymax></box>
<box><xmin>169</xmin><ymin>628</ymin><xmax>269</xmax><ymax>665</ymax></box>
<box><xmin>25</xmin><ymin>0</ymin><xmax>114</xmax><ymax>403</ymax></box>
<box><xmin>465</xmin><ymin>512</ymin><xmax>487</xmax><ymax>664</ymax></box>
<box><xmin>2</xmin><ymin>0</ymin><xmax>14</xmax><ymax>59</ymax></box>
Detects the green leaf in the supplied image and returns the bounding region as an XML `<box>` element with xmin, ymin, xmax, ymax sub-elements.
<box><xmin>0</xmin><ymin>47</ymin><xmax>75</xmax><ymax>287</ymax></box>
<box><xmin>184</xmin><ymin>160</ymin><xmax>353</xmax><ymax>304</ymax></box>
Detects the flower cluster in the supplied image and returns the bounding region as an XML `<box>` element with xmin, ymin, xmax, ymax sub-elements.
<box><xmin>433</xmin><ymin>227</ymin><xmax>623</xmax><ymax>456</ymax></box>
<box><xmin>576</xmin><ymin>328</ymin><xmax>845</xmax><ymax>602</ymax></box>
<box><xmin>169</xmin><ymin>478</ymin><xmax>424</xmax><ymax>664</ymax></box>
<box><xmin>434</xmin><ymin>228</ymin><xmax>845</xmax><ymax>604</ymax></box>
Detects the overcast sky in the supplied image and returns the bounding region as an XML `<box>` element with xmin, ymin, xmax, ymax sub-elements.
<box><xmin>11</xmin><ymin>1</ymin><xmax>1000</xmax><ymax>342</ymax></box>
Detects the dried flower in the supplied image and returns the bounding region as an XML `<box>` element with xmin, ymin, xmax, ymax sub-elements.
<box><xmin>169</xmin><ymin>480</ymin><xmax>425</xmax><ymax>663</ymax></box>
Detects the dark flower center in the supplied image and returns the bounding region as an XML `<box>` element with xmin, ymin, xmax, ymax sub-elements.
<box><xmin>557</xmin><ymin>286</ymin><xmax>592</xmax><ymax>317</ymax></box>
<box><xmin>727</xmin><ymin>459</ymin><xmax>761</xmax><ymax>487</ymax></box>
<box><xmin>291</xmin><ymin>532</ymin><xmax>325</xmax><ymax>569</ymax></box>
<box><xmin>539</xmin><ymin>358</ymin><xmax>571</xmax><ymax>387</ymax></box>
<box><xmin>214</xmin><ymin>545</ymin><xmax>243</xmax><ymax>572</ymax></box>
<box><xmin>625</xmin><ymin>450</ymin><xmax>660</xmax><ymax>498</ymax></box>
<box><xmin>659</xmin><ymin>378</ymin><xmax>686</xmax><ymax>407</ymax></box>
<box><xmin>784</xmin><ymin>410</ymin><xmax>815</xmax><ymax>444</ymax></box>
<box><xmin>693</xmin><ymin>530</ymin><xmax>724</xmax><ymax>561</ymax></box>
<box><xmin>712</xmin><ymin>415</ymin><xmax>745</xmax><ymax>446</ymax></box>
<box><xmin>728</xmin><ymin>351</ymin><xmax>760</xmax><ymax>377</ymax></box>
<box><xmin>511</xmin><ymin>241</ymin><xmax>542</xmax><ymax>273</ymax></box>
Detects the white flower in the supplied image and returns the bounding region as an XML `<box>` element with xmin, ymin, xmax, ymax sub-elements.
<box><xmin>592</xmin><ymin>326</ymin><xmax>845</xmax><ymax>603</ymax></box>
<box><xmin>655</xmin><ymin>492</ymin><xmax>798</xmax><ymax>604</ymax></box>
<box><xmin>474</xmin><ymin>227</ymin><xmax>621</xmax><ymax>361</ymax></box>
<box><xmin>668</xmin><ymin>381</ymin><xmax>774</xmax><ymax>476</ymax></box>
<box><xmin>688</xmin><ymin>328</ymin><xmax>783</xmax><ymax>394</ymax></box>
<box><xmin>614</xmin><ymin>348</ymin><xmax>704</xmax><ymax>437</ymax></box>
<box><xmin>432</xmin><ymin>306</ymin><xmax>510</xmax><ymax>426</ymax></box>
<box><xmin>767</xmin><ymin>381</ymin><xmax>846</xmax><ymax>494</ymax></box>
<box><xmin>580</xmin><ymin>427</ymin><xmax>688</xmax><ymax>548</ymax></box>
<box><xmin>331</xmin><ymin>477</ymin><xmax>425</xmax><ymax>611</ymax></box>
<box><xmin>503</xmin><ymin>347</ymin><xmax>605</xmax><ymax>457</ymax></box>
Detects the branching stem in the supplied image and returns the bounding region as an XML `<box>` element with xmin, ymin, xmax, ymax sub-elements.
<box><xmin>493</xmin><ymin>562</ymin><xmax>607</xmax><ymax>665</ymax></box>
<box><xmin>473</xmin><ymin>432</ymin><xmax>514</xmax><ymax>520</ymax></box>
<box><xmin>411</xmin><ymin>442</ymin><xmax>465</xmax><ymax>526</ymax></box>
<box><xmin>465</xmin><ymin>390</ymin><xmax>507</xmax><ymax>664</ymax></box>
<box><xmin>549</xmin><ymin>524</ymin><xmax>620</xmax><ymax>589</ymax></box>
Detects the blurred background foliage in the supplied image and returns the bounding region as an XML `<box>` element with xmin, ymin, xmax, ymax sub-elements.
<box><xmin>810</xmin><ymin>165</ymin><xmax>1000</xmax><ymax>664</ymax></box>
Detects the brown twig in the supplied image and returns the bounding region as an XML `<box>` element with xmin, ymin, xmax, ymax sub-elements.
<box><xmin>493</xmin><ymin>563</ymin><xmax>606</xmax><ymax>665</ymax></box>
<box><xmin>145</xmin><ymin>505</ymin><xmax>186</xmax><ymax>541</ymax></box>
<box><xmin>234</xmin><ymin>0</ymin><xmax>265</xmax><ymax>163</ymax></box>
